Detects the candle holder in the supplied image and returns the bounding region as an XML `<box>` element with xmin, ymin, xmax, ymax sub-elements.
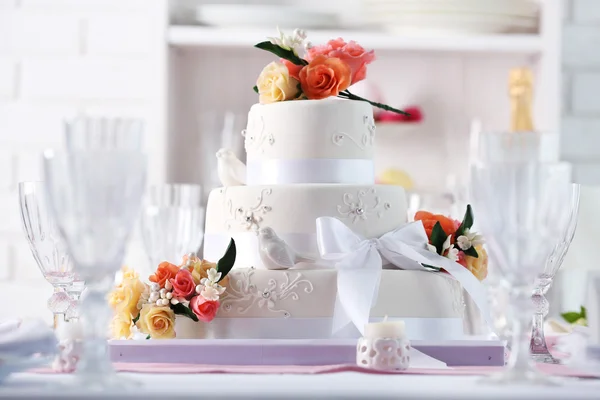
<box><xmin>356</xmin><ymin>336</ymin><xmax>411</xmax><ymax>371</ymax></box>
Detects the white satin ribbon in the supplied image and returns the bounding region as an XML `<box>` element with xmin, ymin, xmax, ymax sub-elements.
<box><xmin>316</xmin><ymin>217</ymin><xmax>492</xmax><ymax>335</ymax></box>
<box><xmin>246</xmin><ymin>159</ymin><xmax>375</xmax><ymax>185</ymax></box>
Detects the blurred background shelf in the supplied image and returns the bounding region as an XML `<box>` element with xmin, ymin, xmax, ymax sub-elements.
<box><xmin>168</xmin><ymin>26</ymin><xmax>543</xmax><ymax>55</ymax></box>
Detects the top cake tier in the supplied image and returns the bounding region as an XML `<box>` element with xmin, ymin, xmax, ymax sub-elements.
<box><xmin>244</xmin><ymin>98</ymin><xmax>375</xmax><ymax>185</ymax></box>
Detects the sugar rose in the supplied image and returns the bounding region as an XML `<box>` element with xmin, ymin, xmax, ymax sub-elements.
<box><xmin>170</xmin><ymin>269</ymin><xmax>196</xmax><ymax>300</ymax></box>
<box><xmin>299</xmin><ymin>55</ymin><xmax>351</xmax><ymax>100</ymax></box>
<box><xmin>110</xmin><ymin>314</ymin><xmax>132</xmax><ymax>339</ymax></box>
<box><xmin>136</xmin><ymin>304</ymin><xmax>176</xmax><ymax>339</ymax></box>
<box><xmin>190</xmin><ymin>296</ymin><xmax>220</xmax><ymax>323</ymax></box>
<box><xmin>256</xmin><ymin>61</ymin><xmax>300</xmax><ymax>104</ymax></box>
<box><xmin>414</xmin><ymin>211</ymin><xmax>460</xmax><ymax>240</ymax></box>
<box><xmin>307</xmin><ymin>38</ymin><xmax>375</xmax><ymax>84</ymax></box>
<box><xmin>463</xmin><ymin>245</ymin><xmax>488</xmax><ymax>281</ymax></box>
<box><xmin>108</xmin><ymin>272</ymin><xmax>145</xmax><ymax>319</ymax></box>
<box><xmin>190</xmin><ymin>259</ymin><xmax>229</xmax><ymax>288</ymax></box>
<box><xmin>149</xmin><ymin>262</ymin><xmax>179</xmax><ymax>288</ymax></box>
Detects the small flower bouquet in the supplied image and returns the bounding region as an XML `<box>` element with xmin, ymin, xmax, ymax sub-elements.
<box><xmin>253</xmin><ymin>28</ymin><xmax>408</xmax><ymax>115</ymax></box>
<box><xmin>109</xmin><ymin>239</ymin><xmax>236</xmax><ymax>339</ymax></box>
<box><xmin>415</xmin><ymin>205</ymin><xmax>488</xmax><ymax>281</ymax></box>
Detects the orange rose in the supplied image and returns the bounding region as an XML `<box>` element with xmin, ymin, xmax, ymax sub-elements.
<box><xmin>281</xmin><ymin>58</ymin><xmax>302</xmax><ymax>81</ymax></box>
<box><xmin>299</xmin><ymin>55</ymin><xmax>351</xmax><ymax>100</ymax></box>
<box><xmin>149</xmin><ymin>262</ymin><xmax>179</xmax><ymax>288</ymax></box>
<box><xmin>414</xmin><ymin>211</ymin><xmax>459</xmax><ymax>241</ymax></box>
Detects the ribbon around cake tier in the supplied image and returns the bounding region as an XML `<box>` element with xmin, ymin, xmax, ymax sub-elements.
<box><xmin>315</xmin><ymin>217</ymin><xmax>492</xmax><ymax>335</ymax></box>
<box><xmin>246</xmin><ymin>159</ymin><xmax>375</xmax><ymax>185</ymax></box>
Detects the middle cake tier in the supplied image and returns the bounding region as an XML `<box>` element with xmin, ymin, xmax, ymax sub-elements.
<box><xmin>204</xmin><ymin>184</ymin><xmax>407</xmax><ymax>269</ymax></box>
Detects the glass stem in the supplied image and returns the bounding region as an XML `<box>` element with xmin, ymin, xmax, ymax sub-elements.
<box><xmin>530</xmin><ymin>289</ymin><xmax>550</xmax><ymax>355</ymax></box>
<box><xmin>76</xmin><ymin>280</ymin><xmax>114</xmax><ymax>378</ymax></box>
<box><xmin>507</xmin><ymin>285</ymin><xmax>535</xmax><ymax>373</ymax></box>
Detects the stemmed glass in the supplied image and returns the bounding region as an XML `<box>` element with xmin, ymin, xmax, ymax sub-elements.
<box><xmin>18</xmin><ymin>181</ymin><xmax>74</xmax><ymax>324</ymax></box>
<box><xmin>470</xmin><ymin>161</ymin><xmax>573</xmax><ymax>385</ymax></box>
<box><xmin>139</xmin><ymin>184</ymin><xmax>204</xmax><ymax>270</ymax></box>
<box><xmin>43</xmin><ymin>149</ymin><xmax>146</xmax><ymax>388</ymax></box>
<box><xmin>530</xmin><ymin>184</ymin><xmax>581</xmax><ymax>364</ymax></box>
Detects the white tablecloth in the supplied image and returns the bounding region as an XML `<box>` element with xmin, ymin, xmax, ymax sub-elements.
<box><xmin>1</xmin><ymin>372</ymin><xmax>600</xmax><ymax>399</ymax></box>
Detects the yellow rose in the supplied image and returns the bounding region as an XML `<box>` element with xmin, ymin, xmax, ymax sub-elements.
<box><xmin>464</xmin><ymin>245</ymin><xmax>488</xmax><ymax>281</ymax></box>
<box><xmin>108</xmin><ymin>272</ymin><xmax>146</xmax><ymax>319</ymax></box>
<box><xmin>121</xmin><ymin>266</ymin><xmax>140</xmax><ymax>282</ymax></box>
<box><xmin>256</xmin><ymin>62</ymin><xmax>300</xmax><ymax>104</ymax></box>
<box><xmin>136</xmin><ymin>305</ymin><xmax>176</xmax><ymax>339</ymax></box>
<box><xmin>110</xmin><ymin>314</ymin><xmax>132</xmax><ymax>339</ymax></box>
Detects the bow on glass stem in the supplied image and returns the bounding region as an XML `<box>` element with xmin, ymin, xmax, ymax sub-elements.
<box><xmin>253</xmin><ymin>38</ymin><xmax>410</xmax><ymax>117</ymax></box>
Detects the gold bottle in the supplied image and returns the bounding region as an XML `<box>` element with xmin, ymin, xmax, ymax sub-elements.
<box><xmin>509</xmin><ymin>67</ymin><xmax>534</xmax><ymax>132</ymax></box>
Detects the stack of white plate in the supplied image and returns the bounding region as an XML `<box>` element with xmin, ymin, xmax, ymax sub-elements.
<box><xmin>365</xmin><ymin>0</ymin><xmax>539</xmax><ymax>35</ymax></box>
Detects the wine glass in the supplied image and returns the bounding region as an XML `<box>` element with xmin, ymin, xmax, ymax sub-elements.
<box><xmin>64</xmin><ymin>115</ymin><xmax>144</xmax><ymax>151</ymax></box>
<box><xmin>530</xmin><ymin>184</ymin><xmax>581</xmax><ymax>364</ymax></box>
<box><xmin>139</xmin><ymin>184</ymin><xmax>204</xmax><ymax>271</ymax></box>
<box><xmin>18</xmin><ymin>181</ymin><xmax>74</xmax><ymax>323</ymax></box>
<box><xmin>43</xmin><ymin>149</ymin><xmax>146</xmax><ymax>388</ymax></box>
<box><xmin>470</xmin><ymin>161</ymin><xmax>572</xmax><ymax>385</ymax></box>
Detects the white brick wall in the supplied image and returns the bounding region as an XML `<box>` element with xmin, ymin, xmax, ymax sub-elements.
<box><xmin>0</xmin><ymin>0</ymin><xmax>166</xmax><ymax>320</ymax></box>
<box><xmin>562</xmin><ymin>0</ymin><xmax>600</xmax><ymax>183</ymax></box>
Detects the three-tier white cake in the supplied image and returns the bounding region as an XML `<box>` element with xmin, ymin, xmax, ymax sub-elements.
<box><xmin>194</xmin><ymin>98</ymin><xmax>465</xmax><ymax>340</ymax></box>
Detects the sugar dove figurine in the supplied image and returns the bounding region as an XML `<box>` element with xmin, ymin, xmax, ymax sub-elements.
<box><xmin>258</xmin><ymin>227</ymin><xmax>316</xmax><ymax>270</ymax></box>
<box><xmin>216</xmin><ymin>148</ymin><xmax>246</xmax><ymax>186</ymax></box>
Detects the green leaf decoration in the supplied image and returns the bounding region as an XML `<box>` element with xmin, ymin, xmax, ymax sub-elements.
<box><xmin>463</xmin><ymin>246</ymin><xmax>479</xmax><ymax>258</ymax></box>
<box><xmin>253</xmin><ymin>85</ymin><xmax>258</xmax><ymax>93</ymax></box>
<box><xmin>430</xmin><ymin>222</ymin><xmax>447</xmax><ymax>255</ymax></box>
<box><xmin>146</xmin><ymin>335</ymin><xmax>151</xmax><ymax>340</ymax></box>
<box><xmin>217</xmin><ymin>238</ymin><xmax>237</xmax><ymax>282</ymax></box>
<box><xmin>581</xmin><ymin>305</ymin><xmax>587</xmax><ymax>319</ymax></box>
<box><xmin>172</xmin><ymin>303</ymin><xmax>199</xmax><ymax>322</ymax></box>
<box><xmin>455</xmin><ymin>204</ymin><xmax>474</xmax><ymax>238</ymax></box>
<box><xmin>422</xmin><ymin>264</ymin><xmax>442</xmax><ymax>272</ymax></box>
<box><xmin>561</xmin><ymin>311</ymin><xmax>582</xmax><ymax>324</ymax></box>
<box><xmin>132</xmin><ymin>313</ymin><xmax>140</xmax><ymax>325</ymax></box>
<box><xmin>254</xmin><ymin>41</ymin><xmax>308</xmax><ymax>66</ymax></box>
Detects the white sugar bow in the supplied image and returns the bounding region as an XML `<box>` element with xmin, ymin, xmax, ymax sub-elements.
<box><xmin>316</xmin><ymin>217</ymin><xmax>491</xmax><ymax>335</ymax></box>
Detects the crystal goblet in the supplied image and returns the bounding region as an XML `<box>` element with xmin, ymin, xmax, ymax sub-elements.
<box><xmin>43</xmin><ymin>149</ymin><xmax>146</xmax><ymax>389</ymax></box>
<box><xmin>470</xmin><ymin>161</ymin><xmax>572</xmax><ymax>385</ymax></box>
<box><xmin>64</xmin><ymin>115</ymin><xmax>144</xmax><ymax>151</ymax></box>
<box><xmin>530</xmin><ymin>184</ymin><xmax>581</xmax><ymax>364</ymax></box>
<box><xmin>18</xmin><ymin>181</ymin><xmax>74</xmax><ymax>321</ymax></box>
<box><xmin>140</xmin><ymin>184</ymin><xmax>204</xmax><ymax>270</ymax></box>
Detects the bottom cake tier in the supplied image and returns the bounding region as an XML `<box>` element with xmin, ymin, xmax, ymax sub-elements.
<box><xmin>175</xmin><ymin>268</ymin><xmax>466</xmax><ymax>341</ymax></box>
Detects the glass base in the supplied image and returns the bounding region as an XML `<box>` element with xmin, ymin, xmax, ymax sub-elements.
<box><xmin>531</xmin><ymin>352</ymin><xmax>561</xmax><ymax>365</ymax></box>
<box><xmin>479</xmin><ymin>366</ymin><xmax>559</xmax><ymax>386</ymax></box>
<box><xmin>72</xmin><ymin>370</ymin><xmax>138</xmax><ymax>391</ymax></box>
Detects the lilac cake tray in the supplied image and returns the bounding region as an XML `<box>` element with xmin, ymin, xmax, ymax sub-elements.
<box><xmin>109</xmin><ymin>338</ymin><xmax>505</xmax><ymax>367</ymax></box>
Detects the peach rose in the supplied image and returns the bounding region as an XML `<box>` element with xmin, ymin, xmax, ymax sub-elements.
<box><xmin>190</xmin><ymin>296</ymin><xmax>220</xmax><ymax>323</ymax></box>
<box><xmin>170</xmin><ymin>269</ymin><xmax>196</xmax><ymax>300</ymax></box>
<box><xmin>299</xmin><ymin>55</ymin><xmax>351</xmax><ymax>100</ymax></box>
<box><xmin>307</xmin><ymin>38</ymin><xmax>375</xmax><ymax>84</ymax></box>
<box><xmin>189</xmin><ymin>259</ymin><xmax>229</xmax><ymax>288</ymax></box>
<box><xmin>149</xmin><ymin>262</ymin><xmax>179</xmax><ymax>288</ymax></box>
<box><xmin>281</xmin><ymin>59</ymin><xmax>302</xmax><ymax>81</ymax></box>
<box><xmin>414</xmin><ymin>211</ymin><xmax>458</xmax><ymax>241</ymax></box>
<box><xmin>256</xmin><ymin>61</ymin><xmax>300</xmax><ymax>104</ymax></box>
<box><xmin>136</xmin><ymin>304</ymin><xmax>176</xmax><ymax>339</ymax></box>
<box><xmin>463</xmin><ymin>245</ymin><xmax>488</xmax><ymax>281</ymax></box>
<box><xmin>110</xmin><ymin>314</ymin><xmax>132</xmax><ymax>339</ymax></box>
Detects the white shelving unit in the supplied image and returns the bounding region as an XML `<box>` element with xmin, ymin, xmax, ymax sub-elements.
<box><xmin>159</xmin><ymin>0</ymin><xmax>562</xmax><ymax>196</ymax></box>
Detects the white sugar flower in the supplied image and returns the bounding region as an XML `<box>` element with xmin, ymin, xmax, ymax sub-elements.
<box><xmin>456</xmin><ymin>229</ymin><xmax>485</xmax><ymax>251</ymax></box>
<box><xmin>446</xmin><ymin>245</ymin><xmax>459</xmax><ymax>262</ymax></box>
<box><xmin>207</xmin><ymin>268</ymin><xmax>222</xmax><ymax>284</ymax></box>
<box><xmin>201</xmin><ymin>285</ymin><xmax>221</xmax><ymax>301</ymax></box>
<box><xmin>267</xmin><ymin>27</ymin><xmax>310</xmax><ymax>57</ymax></box>
<box><xmin>442</xmin><ymin>235</ymin><xmax>452</xmax><ymax>252</ymax></box>
<box><xmin>426</xmin><ymin>243</ymin><xmax>438</xmax><ymax>254</ymax></box>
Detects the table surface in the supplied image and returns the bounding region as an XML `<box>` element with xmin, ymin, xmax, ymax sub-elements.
<box><xmin>1</xmin><ymin>372</ymin><xmax>600</xmax><ymax>399</ymax></box>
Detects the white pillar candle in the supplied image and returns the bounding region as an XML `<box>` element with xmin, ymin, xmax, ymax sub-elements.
<box><xmin>364</xmin><ymin>316</ymin><xmax>405</xmax><ymax>339</ymax></box>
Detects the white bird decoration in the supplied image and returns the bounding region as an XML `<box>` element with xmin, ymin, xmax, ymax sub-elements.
<box><xmin>216</xmin><ymin>148</ymin><xmax>246</xmax><ymax>187</ymax></box>
<box><xmin>258</xmin><ymin>227</ymin><xmax>316</xmax><ymax>270</ymax></box>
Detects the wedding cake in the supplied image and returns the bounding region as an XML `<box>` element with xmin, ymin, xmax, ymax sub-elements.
<box><xmin>199</xmin><ymin>97</ymin><xmax>466</xmax><ymax>340</ymax></box>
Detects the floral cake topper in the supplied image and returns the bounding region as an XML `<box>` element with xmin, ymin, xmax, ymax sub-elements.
<box><xmin>109</xmin><ymin>239</ymin><xmax>236</xmax><ymax>340</ymax></box>
<box><xmin>415</xmin><ymin>205</ymin><xmax>488</xmax><ymax>281</ymax></box>
<box><xmin>253</xmin><ymin>28</ymin><xmax>408</xmax><ymax>115</ymax></box>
